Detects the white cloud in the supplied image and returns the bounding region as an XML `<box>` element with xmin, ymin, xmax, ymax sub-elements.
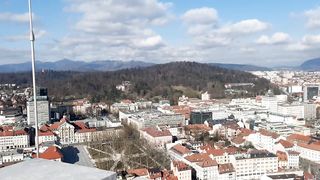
<box><xmin>0</xmin><ymin>12</ymin><xmax>31</xmax><ymax>23</ymax></box>
<box><xmin>133</xmin><ymin>35</ymin><xmax>165</xmax><ymax>50</ymax></box>
<box><xmin>304</xmin><ymin>7</ymin><xmax>320</xmax><ymax>29</ymax></box>
<box><xmin>182</xmin><ymin>7</ymin><xmax>218</xmax><ymax>25</ymax></box>
<box><xmin>286</xmin><ymin>43</ymin><xmax>310</xmax><ymax>51</ymax></box>
<box><xmin>4</xmin><ymin>30</ymin><xmax>47</xmax><ymax>41</ymax></box>
<box><xmin>218</xmin><ymin>19</ymin><xmax>269</xmax><ymax>34</ymax></box>
<box><xmin>302</xmin><ymin>34</ymin><xmax>320</xmax><ymax>44</ymax></box>
<box><xmin>47</xmin><ymin>0</ymin><xmax>173</xmax><ymax>61</ymax></box>
<box><xmin>67</xmin><ymin>0</ymin><xmax>173</xmax><ymax>34</ymax></box>
<box><xmin>256</xmin><ymin>32</ymin><xmax>291</xmax><ymax>45</ymax></box>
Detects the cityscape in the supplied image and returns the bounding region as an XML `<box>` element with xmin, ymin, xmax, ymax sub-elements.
<box><xmin>1</xmin><ymin>0</ymin><xmax>320</xmax><ymax>180</ymax></box>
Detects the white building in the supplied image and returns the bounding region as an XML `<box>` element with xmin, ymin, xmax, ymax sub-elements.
<box><xmin>140</xmin><ymin>127</ymin><xmax>172</xmax><ymax>149</ymax></box>
<box><xmin>27</xmin><ymin>96</ymin><xmax>50</xmax><ymax>125</ymax></box>
<box><xmin>295</xmin><ymin>142</ymin><xmax>320</xmax><ymax>162</ymax></box>
<box><xmin>304</xmin><ymin>103</ymin><xmax>317</xmax><ymax>119</ymax></box>
<box><xmin>278</xmin><ymin>103</ymin><xmax>304</xmax><ymax>119</ymax></box>
<box><xmin>171</xmin><ymin>160</ymin><xmax>192</xmax><ymax>180</ymax></box>
<box><xmin>0</xmin><ymin>128</ymin><xmax>29</xmax><ymax>152</ymax></box>
<box><xmin>218</xmin><ymin>163</ymin><xmax>236</xmax><ymax>180</ymax></box>
<box><xmin>261</xmin><ymin>91</ymin><xmax>278</xmax><ymax>113</ymax></box>
<box><xmin>201</xmin><ymin>92</ymin><xmax>211</xmax><ymax>101</ymax></box>
<box><xmin>0</xmin><ymin>150</ymin><xmax>24</xmax><ymax>164</ymax></box>
<box><xmin>230</xmin><ymin>150</ymin><xmax>278</xmax><ymax>180</ymax></box>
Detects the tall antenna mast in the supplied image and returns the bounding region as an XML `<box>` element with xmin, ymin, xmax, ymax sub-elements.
<box><xmin>28</xmin><ymin>0</ymin><xmax>39</xmax><ymax>158</ymax></box>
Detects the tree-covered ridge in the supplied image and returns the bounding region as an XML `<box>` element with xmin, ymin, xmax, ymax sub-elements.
<box><xmin>0</xmin><ymin>62</ymin><xmax>274</xmax><ymax>103</ymax></box>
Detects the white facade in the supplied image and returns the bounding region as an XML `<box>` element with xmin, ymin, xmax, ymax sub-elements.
<box><xmin>0</xmin><ymin>152</ymin><xmax>23</xmax><ymax>164</ymax></box>
<box><xmin>171</xmin><ymin>161</ymin><xmax>192</xmax><ymax>180</ymax></box>
<box><xmin>194</xmin><ymin>163</ymin><xmax>219</xmax><ymax>180</ymax></box>
<box><xmin>261</xmin><ymin>95</ymin><xmax>278</xmax><ymax>113</ymax></box>
<box><xmin>295</xmin><ymin>143</ymin><xmax>320</xmax><ymax>162</ymax></box>
<box><xmin>27</xmin><ymin>97</ymin><xmax>50</xmax><ymax>125</ymax></box>
<box><xmin>0</xmin><ymin>133</ymin><xmax>29</xmax><ymax>152</ymax></box>
<box><xmin>39</xmin><ymin>133</ymin><xmax>56</xmax><ymax>144</ymax></box>
<box><xmin>287</xmin><ymin>152</ymin><xmax>299</xmax><ymax>169</ymax></box>
<box><xmin>230</xmin><ymin>152</ymin><xmax>278</xmax><ymax>180</ymax></box>
<box><xmin>278</xmin><ymin>104</ymin><xmax>304</xmax><ymax>119</ymax></box>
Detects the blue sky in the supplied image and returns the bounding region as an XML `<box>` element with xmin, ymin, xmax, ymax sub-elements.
<box><xmin>0</xmin><ymin>0</ymin><xmax>320</xmax><ymax>66</ymax></box>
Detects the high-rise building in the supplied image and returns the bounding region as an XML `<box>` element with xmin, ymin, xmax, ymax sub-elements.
<box><xmin>303</xmin><ymin>83</ymin><xmax>320</xmax><ymax>102</ymax></box>
<box><xmin>190</xmin><ymin>110</ymin><xmax>212</xmax><ymax>124</ymax></box>
<box><xmin>27</xmin><ymin>96</ymin><xmax>49</xmax><ymax>126</ymax></box>
<box><xmin>261</xmin><ymin>90</ymin><xmax>278</xmax><ymax>113</ymax></box>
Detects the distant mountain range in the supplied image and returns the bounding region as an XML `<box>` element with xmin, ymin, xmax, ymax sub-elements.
<box><xmin>209</xmin><ymin>63</ymin><xmax>272</xmax><ymax>71</ymax></box>
<box><xmin>0</xmin><ymin>59</ymin><xmax>272</xmax><ymax>72</ymax></box>
<box><xmin>1</xmin><ymin>57</ymin><xmax>320</xmax><ymax>72</ymax></box>
<box><xmin>299</xmin><ymin>57</ymin><xmax>320</xmax><ymax>71</ymax></box>
<box><xmin>0</xmin><ymin>59</ymin><xmax>154</xmax><ymax>73</ymax></box>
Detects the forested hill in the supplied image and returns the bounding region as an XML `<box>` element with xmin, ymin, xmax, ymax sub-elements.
<box><xmin>0</xmin><ymin>62</ymin><xmax>273</xmax><ymax>102</ymax></box>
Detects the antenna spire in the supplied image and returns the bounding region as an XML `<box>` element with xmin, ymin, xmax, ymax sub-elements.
<box><xmin>28</xmin><ymin>0</ymin><xmax>39</xmax><ymax>158</ymax></box>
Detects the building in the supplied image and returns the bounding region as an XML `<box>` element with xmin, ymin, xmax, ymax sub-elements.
<box><xmin>0</xmin><ymin>127</ymin><xmax>29</xmax><ymax>152</ymax></box>
<box><xmin>140</xmin><ymin>127</ymin><xmax>172</xmax><ymax>149</ymax></box>
<box><xmin>44</xmin><ymin>117</ymin><xmax>121</xmax><ymax>145</ymax></box>
<box><xmin>261</xmin><ymin>90</ymin><xmax>278</xmax><ymax>113</ymax></box>
<box><xmin>190</xmin><ymin>110</ymin><xmax>212</xmax><ymax>124</ymax></box>
<box><xmin>277</xmin><ymin>103</ymin><xmax>304</xmax><ymax>119</ymax></box>
<box><xmin>218</xmin><ymin>163</ymin><xmax>236</xmax><ymax>180</ymax></box>
<box><xmin>171</xmin><ymin>160</ymin><xmax>192</xmax><ymax>180</ymax></box>
<box><xmin>0</xmin><ymin>150</ymin><xmax>24</xmax><ymax>165</ymax></box>
<box><xmin>125</xmin><ymin>110</ymin><xmax>185</xmax><ymax>129</ymax></box>
<box><xmin>27</xmin><ymin>96</ymin><xmax>50</xmax><ymax>125</ymax></box>
<box><xmin>295</xmin><ymin>142</ymin><xmax>320</xmax><ymax>162</ymax></box>
<box><xmin>231</xmin><ymin>150</ymin><xmax>278</xmax><ymax>180</ymax></box>
<box><xmin>34</xmin><ymin>146</ymin><xmax>63</xmax><ymax>162</ymax></box>
<box><xmin>304</xmin><ymin>103</ymin><xmax>317</xmax><ymax>119</ymax></box>
<box><xmin>201</xmin><ymin>92</ymin><xmax>211</xmax><ymax>101</ymax></box>
<box><xmin>303</xmin><ymin>83</ymin><xmax>320</xmax><ymax>102</ymax></box>
<box><xmin>0</xmin><ymin>159</ymin><xmax>117</xmax><ymax>180</ymax></box>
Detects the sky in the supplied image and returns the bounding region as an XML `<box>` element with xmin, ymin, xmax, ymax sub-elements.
<box><xmin>0</xmin><ymin>0</ymin><xmax>320</xmax><ymax>67</ymax></box>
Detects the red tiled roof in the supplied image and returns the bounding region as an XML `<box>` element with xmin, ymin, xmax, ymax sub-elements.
<box><xmin>127</xmin><ymin>168</ymin><xmax>148</xmax><ymax>176</ymax></box>
<box><xmin>171</xmin><ymin>144</ymin><xmax>191</xmax><ymax>155</ymax></box>
<box><xmin>276</xmin><ymin>151</ymin><xmax>288</xmax><ymax>161</ymax></box>
<box><xmin>277</xmin><ymin>139</ymin><xmax>294</xmax><ymax>148</ymax></box>
<box><xmin>240</xmin><ymin>128</ymin><xmax>254</xmax><ymax>136</ymax></box>
<box><xmin>287</xmin><ymin>150</ymin><xmax>300</xmax><ymax>155</ymax></box>
<box><xmin>197</xmin><ymin>159</ymin><xmax>218</xmax><ymax>168</ymax></box>
<box><xmin>39</xmin><ymin>130</ymin><xmax>55</xmax><ymax>136</ymax></box>
<box><xmin>287</xmin><ymin>134</ymin><xmax>311</xmax><ymax>144</ymax></box>
<box><xmin>297</xmin><ymin>142</ymin><xmax>320</xmax><ymax>152</ymax></box>
<box><xmin>185</xmin><ymin>153</ymin><xmax>211</xmax><ymax>162</ymax></box>
<box><xmin>73</xmin><ymin>121</ymin><xmax>96</xmax><ymax>133</ymax></box>
<box><xmin>218</xmin><ymin>163</ymin><xmax>235</xmax><ymax>174</ymax></box>
<box><xmin>200</xmin><ymin>145</ymin><xmax>214</xmax><ymax>151</ymax></box>
<box><xmin>49</xmin><ymin>117</ymin><xmax>68</xmax><ymax>130</ymax></box>
<box><xmin>225</xmin><ymin>147</ymin><xmax>240</xmax><ymax>155</ymax></box>
<box><xmin>172</xmin><ymin>160</ymin><xmax>190</xmax><ymax>171</ymax></box>
<box><xmin>208</xmin><ymin>149</ymin><xmax>225</xmax><ymax>156</ymax></box>
<box><xmin>142</xmin><ymin>127</ymin><xmax>172</xmax><ymax>137</ymax></box>
<box><xmin>231</xmin><ymin>136</ymin><xmax>245</xmax><ymax>145</ymax></box>
<box><xmin>34</xmin><ymin>146</ymin><xmax>63</xmax><ymax>160</ymax></box>
<box><xmin>185</xmin><ymin>124</ymin><xmax>211</xmax><ymax>131</ymax></box>
<box><xmin>0</xmin><ymin>129</ymin><xmax>27</xmax><ymax>137</ymax></box>
<box><xmin>259</xmin><ymin>129</ymin><xmax>279</xmax><ymax>139</ymax></box>
<box><xmin>40</xmin><ymin>124</ymin><xmax>50</xmax><ymax>132</ymax></box>
<box><xmin>224</xmin><ymin>123</ymin><xmax>240</xmax><ymax>130</ymax></box>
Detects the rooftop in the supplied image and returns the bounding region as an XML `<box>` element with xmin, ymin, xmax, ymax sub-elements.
<box><xmin>0</xmin><ymin>159</ymin><xmax>116</xmax><ymax>180</ymax></box>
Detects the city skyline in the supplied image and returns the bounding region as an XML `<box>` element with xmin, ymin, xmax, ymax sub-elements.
<box><xmin>0</xmin><ymin>0</ymin><xmax>320</xmax><ymax>66</ymax></box>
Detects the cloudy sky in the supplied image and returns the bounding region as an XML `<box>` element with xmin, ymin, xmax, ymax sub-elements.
<box><xmin>0</xmin><ymin>0</ymin><xmax>320</xmax><ymax>67</ymax></box>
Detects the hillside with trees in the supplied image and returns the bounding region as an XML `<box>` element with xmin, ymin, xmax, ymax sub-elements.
<box><xmin>0</xmin><ymin>62</ymin><xmax>275</xmax><ymax>104</ymax></box>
